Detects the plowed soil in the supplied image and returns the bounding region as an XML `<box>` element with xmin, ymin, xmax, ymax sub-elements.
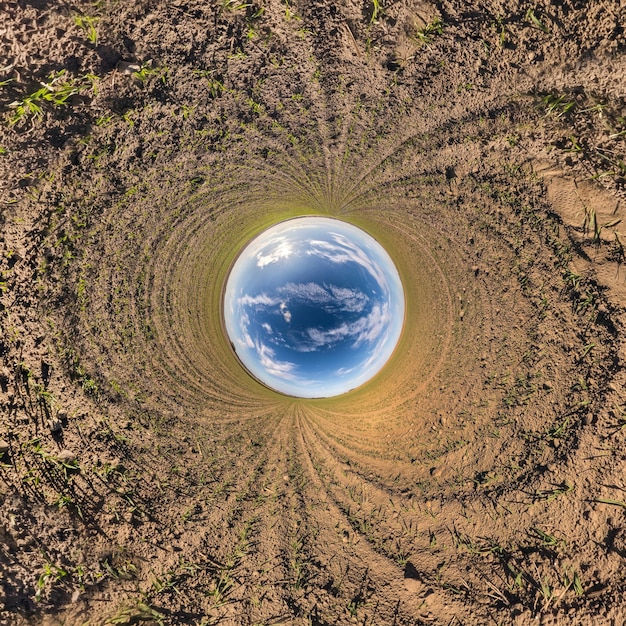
<box><xmin>1</xmin><ymin>1</ymin><xmax>626</xmax><ymax>624</ymax></box>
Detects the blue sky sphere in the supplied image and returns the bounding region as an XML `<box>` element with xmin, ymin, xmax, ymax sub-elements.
<box><xmin>223</xmin><ymin>217</ymin><xmax>405</xmax><ymax>398</ymax></box>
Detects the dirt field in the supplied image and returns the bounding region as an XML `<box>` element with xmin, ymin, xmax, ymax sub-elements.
<box><xmin>1</xmin><ymin>1</ymin><xmax>626</xmax><ymax>624</ymax></box>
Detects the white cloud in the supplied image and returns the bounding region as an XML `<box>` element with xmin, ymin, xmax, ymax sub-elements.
<box><xmin>256</xmin><ymin>237</ymin><xmax>293</xmax><ymax>268</ymax></box>
<box><xmin>303</xmin><ymin>302</ymin><xmax>391</xmax><ymax>350</ymax></box>
<box><xmin>328</xmin><ymin>285</ymin><xmax>369</xmax><ymax>312</ymax></box>
<box><xmin>305</xmin><ymin>234</ymin><xmax>389</xmax><ymax>294</ymax></box>
<box><xmin>279</xmin><ymin>302</ymin><xmax>292</xmax><ymax>323</ymax></box>
<box><xmin>237</xmin><ymin>312</ymin><xmax>255</xmax><ymax>349</ymax></box>
<box><xmin>277</xmin><ymin>282</ymin><xmax>369</xmax><ymax>313</ymax></box>
<box><xmin>352</xmin><ymin>303</ymin><xmax>390</xmax><ymax>348</ymax></box>
<box><xmin>279</xmin><ymin>282</ymin><xmax>330</xmax><ymax>303</ymax></box>
<box><xmin>238</xmin><ymin>282</ymin><xmax>370</xmax><ymax>327</ymax></box>
<box><xmin>306</xmin><ymin>324</ymin><xmax>350</xmax><ymax>347</ymax></box>
<box><xmin>255</xmin><ymin>341</ymin><xmax>298</xmax><ymax>380</ymax></box>
<box><xmin>238</xmin><ymin>293</ymin><xmax>281</xmax><ymax>308</ymax></box>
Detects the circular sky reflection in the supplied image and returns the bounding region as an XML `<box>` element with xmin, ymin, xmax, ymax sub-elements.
<box><xmin>223</xmin><ymin>217</ymin><xmax>405</xmax><ymax>397</ymax></box>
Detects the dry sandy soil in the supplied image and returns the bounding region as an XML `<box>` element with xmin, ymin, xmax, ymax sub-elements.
<box><xmin>1</xmin><ymin>0</ymin><xmax>626</xmax><ymax>624</ymax></box>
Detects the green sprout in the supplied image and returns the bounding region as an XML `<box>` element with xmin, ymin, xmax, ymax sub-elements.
<box><xmin>526</xmin><ymin>8</ymin><xmax>550</xmax><ymax>33</ymax></box>
<box><xmin>8</xmin><ymin>70</ymin><xmax>98</xmax><ymax>125</ymax></box>
<box><xmin>542</xmin><ymin>94</ymin><xmax>576</xmax><ymax>118</ymax></box>
<box><xmin>74</xmin><ymin>15</ymin><xmax>99</xmax><ymax>44</ymax></box>
<box><xmin>132</xmin><ymin>63</ymin><xmax>169</xmax><ymax>84</ymax></box>
<box><xmin>370</xmin><ymin>0</ymin><xmax>381</xmax><ymax>23</ymax></box>
<box><xmin>411</xmin><ymin>16</ymin><xmax>444</xmax><ymax>46</ymax></box>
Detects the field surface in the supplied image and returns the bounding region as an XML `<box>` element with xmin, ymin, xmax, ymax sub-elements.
<box><xmin>1</xmin><ymin>1</ymin><xmax>626</xmax><ymax>624</ymax></box>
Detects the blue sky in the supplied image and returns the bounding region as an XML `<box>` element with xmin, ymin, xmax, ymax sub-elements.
<box><xmin>223</xmin><ymin>217</ymin><xmax>405</xmax><ymax>398</ymax></box>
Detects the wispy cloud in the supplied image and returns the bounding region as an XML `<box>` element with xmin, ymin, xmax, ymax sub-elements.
<box><xmin>238</xmin><ymin>293</ymin><xmax>280</xmax><ymax>307</ymax></box>
<box><xmin>237</xmin><ymin>312</ymin><xmax>255</xmax><ymax>349</ymax></box>
<box><xmin>278</xmin><ymin>282</ymin><xmax>369</xmax><ymax>313</ymax></box>
<box><xmin>306</xmin><ymin>233</ymin><xmax>389</xmax><ymax>294</ymax></box>
<box><xmin>327</xmin><ymin>285</ymin><xmax>369</xmax><ymax>313</ymax></box>
<box><xmin>255</xmin><ymin>341</ymin><xmax>298</xmax><ymax>380</ymax></box>
<box><xmin>352</xmin><ymin>303</ymin><xmax>390</xmax><ymax>347</ymax></box>
<box><xmin>238</xmin><ymin>282</ymin><xmax>370</xmax><ymax>317</ymax></box>
<box><xmin>279</xmin><ymin>302</ymin><xmax>291</xmax><ymax>323</ymax></box>
<box><xmin>256</xmin><ymin>237</ymin><xmax>293</xmax><ymax>268</ymax></box>
<box><xmin>304</xmin><ymin>303</ymin><xmax>390</xmax><ymax>350</ymax></box>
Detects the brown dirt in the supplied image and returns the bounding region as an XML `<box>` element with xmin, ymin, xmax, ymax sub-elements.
<box><xmin>1</xmin><ymin>0</ymin><xmax>626</xmax><ymax>624</ymax></box>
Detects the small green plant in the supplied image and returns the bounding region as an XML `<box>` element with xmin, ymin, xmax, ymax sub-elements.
<box><xmin>546</xmin><ymin>415</ymin><xmax>571</xmax><ymax>440</ymax></box>
<box><xmin>220</xmin><ymin>0</ymin><xmax>253</xmax><ymax>11</ymax></box>
<box><xmin>26</xmin><ymin>437</ymin><xmax>48</xmax><ymax>460</ymax></box>
<box><xmin>594</xmin><ymin>497</ymin><xmax>626</xmax><ymax>509</ymax></box>
<box><xmin>35</xmin><ymin>560</ymin><xmax>69</xmax><ymax>602</ymax></box>
<box><xmin>609</xmin><ymin>231</ymin><xmax>625</xmax><ymax>265</ymax></box>
<box><xmin>560</xmin><ymin>567</ymin><xmax>584</xmax><ymax>597</ymax></box>
<box><xmin>151</xmin><ymin>571</ymin><xmax>181</xmax><ymax>595</ymax></box>
<box><xmin>81</xmin><ymin>375</ymin><xmax>99</xmax><ymax>396</ymax></box>
<box><xmin>107</xmin><ymin>600</ymin><xmax>165</xmax><ymax>625</ymax></box>
<box><xmin>491</xmin><ymin>15</ymin><xmax>507</xmax><ymax>46</ymax></box>
<box><xmin>529</xmin><ymin>527</ymin><xmax>561</xmax><ymax>547</ymax></box>
<box><xmin>526</xmin><ymin>8</ymin><xmax>550</xmax><ymax>33</ymax></box>
<box><xmin>595</xmin><ymin>150</ymin><xmax>626</xmax><ymax>179</ymax></box>
<box><xmin>370</xmin><ymin>0</ymin><xmax>381</xmax><ymax>24</ymax></box>
<box><xmin>193</xmin><ymin>70</ymin><xmax>224</xmax><ymax>97</ymax></box>
<box><xmin>208</xmin><ymin>570</ymin><xmax>234</xmax><ymax>605</ymax></box>
<box><xmin>578</xmin><ymin>342</ymin><xmax>595</xmax><ymax>360</ymax></box>
<box><xmin>506</xmin><ymin>562</ymin><xmax>527</xmax><ymax>590</ymax></box>
<box><xmin>53</xmin><ymin>494</ymin><xmax>83</xmax><ymax>519</ymax></box>
<box><xmin>121</xmin><ymin>110</ymin><xmax>135</xmax><ymax>126</ymax></box>
<box><xmin>247</xmin><ymin>98</ymin><xmax>263</xmax><ymax>115</ymax></box>
<box><xmin>582</xmin><ymin>206</ymin><xmax>598</xmax><ymax>241</ymax></box>
<box><xmin>533</xmin><ymin>481</ymin><xmax>574</xmax><ymax>503</ymax></box>
<box><xmin>542</xmin><ymin>94</ymin><xmax>575</xmax><ymax>118</ymax></box>
<box><xmin>8</xmin><ymin>71</ymin><xmax>98</xmax><ymax>125</ymax></box>
<box><xmin>582</xmin><ymin>206</ymin><xmax>620</xmax><ymax>245</ymax></box>
<box><xmin>563</xmin><ymin>269</ymin><xmax>581</xmax><ymax>289</ymax></box>
<box><xmin>74</xmin><ymin>15</ymin><xmax>99</xmax><ymax>44</ymax></box>
<box><xmin>35</xmin><ymin>384</ymin><xmax>56</xmax><ymax>409</ymax></box>
<box><xmin>288</xmin><ymin>535</ymin><xmax>307</xmax><ymax>589</ymax></box>
<box><xmin>345</xmin><ymin>572</ymin><xmax>371</xmax><ymax>617</ymax></box>
<box><xmin>537</xmin><ymin>574</ymin><xmax>553</xmax><ymax>603</ymax></box>
<box><xmin>132</xmin><ymin>63</ymin><xmax>168</xmax><ymax>84</ymax></box>
<box><xmin>411</xmin><ymin>16</ymin><xmax>444</xmax><ymax>46</ymax></box>
<box><xmin>95</xmin><ymin>114</ymin><xmax>113</xmax><ymax>126</ymax></box>
<box><xmin>564</xmin><ymin>136</ymin><xmax>583</xmax><ymax>153</ymax></box>
<box><xmin>102</xmin><ymin>557</ymin><xmax>138</xmax><ymax>581</ymax></box>
<box><xmin>283</xmin><ymin>0</ymin><xmax>299</xmax><ymax>20</ymax></box>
